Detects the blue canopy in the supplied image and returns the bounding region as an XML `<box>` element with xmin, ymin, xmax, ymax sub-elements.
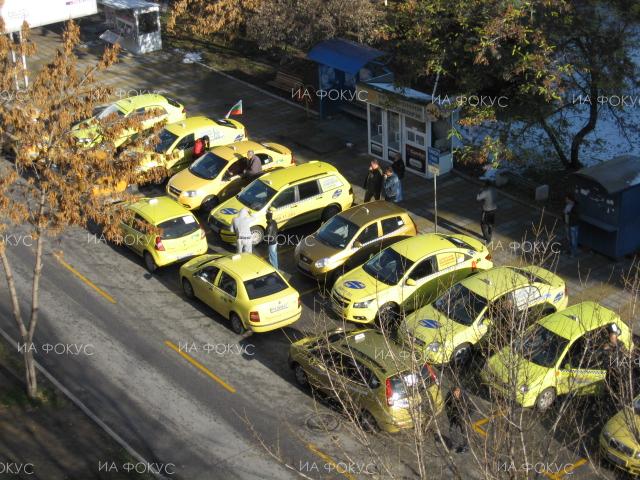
<box><xmin>307</xmin><ymin>38</ymin><xmax>385</xmax><ymax>75</ymax></box>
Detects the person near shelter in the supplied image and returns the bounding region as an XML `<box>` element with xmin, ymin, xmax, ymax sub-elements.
<box><xmin>391</xmin><ymin>153</ymin><xmax>405</xmax><ymax>201</ymax></box>
<box><xmin>244</xmin><ymin>150</ymin><xmax>262</xmax><ymax>178</ymax></box>
<box><xmin>231</xmin><ymin>208</ymin><xmax>253</xmax><ymax>254</ymax></box>
<box><xmin>363</xmin><ymin>159</ymin><xmax>384</xmax><ymax>202</ymax></box>
<box><xmin>265</xmin><ymin>209</ymin><xmax>279</xmax><ymax>269</ymax></box>
<box><xmin>476</xmin><ymin>181</ymin><xmax>497</xmax><ymax>244</ymax></box>
<box><xmin>564</xmin><ymin>193</ymin><xmax>580</xmax><ymax>257</ymax></box>
<box><xmin>383</xmin><ymin>166</ymin><xmax>400</xmax><ymax>203</ymax></box>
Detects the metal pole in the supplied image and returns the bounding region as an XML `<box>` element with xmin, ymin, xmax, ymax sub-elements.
<box><xmin>19</xmin><ymin>30</ymin><xmax>28</xmax><ymax>88</ymax></box>
<box><xmin>433</xmin><ymin>173</ymin><xmax>438</xmax><ymax>232</ymax></box>
<box><xmin>9</xmin><ymin>33</ymin><xmax>19</xmax><ymax>90</ymax></box>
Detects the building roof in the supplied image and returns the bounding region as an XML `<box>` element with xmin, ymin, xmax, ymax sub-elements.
<box><xmin>364</xmin><ymin>82</ymin><xmax>434</xmax><ymax>104</ymax></box>
<box><xmin>574</xmin><ymin>155</ymin><xmax>640</xmax><ymax>194</ymax></box>
<box><xmin>306</xmin><ymin>38</ymin><xmax>385</xmax><ymax>75</ymax></box>
<box><xmin>98</xmin><ymin>0</ymin><xmax>159</xmax><ymax>12</ymax></box>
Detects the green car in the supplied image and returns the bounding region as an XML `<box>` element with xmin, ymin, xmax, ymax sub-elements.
<box><xmin>482</xmin><ymin>301</ymin><xmax>632</xmax><ymax>411</ymax></box>
<box><xmin>399</xmin><ymin>266</ymin><xmax>568</xmax><ymax>365</ymax></box>
<box><xmin>288</xmin><ymin>328</ymin><xmax>443</xmax><ymax>433</ymax></box>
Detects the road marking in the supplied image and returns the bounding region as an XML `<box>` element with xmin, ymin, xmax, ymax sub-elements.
<box><xmin>472</xmin><ymin>410</ymin><xmax>503</xmax><ymax>437</ymax></box>
<box><xmin>543</xmin><ymin>458</ymin><xmax>587</xmax><ymax>480</ymax></box>
<box><xmin>306</xmin><ymin>443</ymin><xmax>356</xmax><ymax>480</ymax></box>
<box><xmin>164</xmin><ymin>341</ymin><xmax>236</xmax><ymax>394</ymax></box>
<box><xmin>53</xmin><ymin>252</ymin><xmax>116</xmax><ymax>304</ymax></box>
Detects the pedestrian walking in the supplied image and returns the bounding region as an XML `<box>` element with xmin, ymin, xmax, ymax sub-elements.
<box><xmin>564</xmin><ymin>193</ymin><xmax>580</xmax><ymax>257</ymax></box>
<box><xmin>445</xmin><ymin>386</ymin><xmax>470</xmax><ymax>454</ymax></box>
<box><xmin>363</xmin><ymin>159</ymin><xmax>384</xmax><ymax>202</ymax></box>
<box><xmin>477</xmin><ymin>181</ymin><xmax>497</xmax><ymax>244</ymax></box>
<box><xmin>391</xmin><ymin>153</ymin><xmax>405</xmax><ymax>201</ymax></box>
<box><xmin>383</xmin><ymin>166</ymin><xmax>400</xmax><ymax>203</ymax></box>
<box><xmin>244</xmin><ymin>150</ymin><xmax>262</xmax><ymax>179</ymax></box>
<box><xmin>231</xmin><ymin>208</ymin><xmax>253</xmax><ymax>253</ymax></box>
<box><xmin>265</xmin><ymin>209</ymin><xmax>279</xmax><ymax>269</ymax></box>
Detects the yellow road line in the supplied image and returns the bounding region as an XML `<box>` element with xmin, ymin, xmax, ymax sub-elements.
<box><xmin>472</xmin><ymin>410</ymin><xmax>503</xmax><ymax>437</ymax></box>
<box><xmin>543</xmin><ymin>458</ymin><xmax>587</xmax><ymax>480</ymax></box>
<box><xmin>306</xmin><ymin>443</ymin><xmax>356</xmax><ymax>480</ymax></box>
<box><xmin>53</xmin><ymin>253</ymin><xmax>116</xmax><ymax>304</ymax></box>
<box><xmin>164</xmin><ymin>341</ymin><xmax>236</xmax><ymax>394</ymax></box>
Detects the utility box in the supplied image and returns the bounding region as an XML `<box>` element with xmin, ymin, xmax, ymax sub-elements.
<box><xmin>571</xmin><ymin>155</ymin><xmax>640</xmax><ymax>259</ymax></box>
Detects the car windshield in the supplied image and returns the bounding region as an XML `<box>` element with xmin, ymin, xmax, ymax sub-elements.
<box><xmin>317</xmin><ymin>215</ymin><xmax>359</xmax><ymax>249</ymax></box>
<box><xmin>154</xmin><ymin>129</ymin><xmax>179</xmax><ymax>153</ymax></box>
<box><xmin>433</xmin><ymin>283</ymin><xmax>488</xmax><ymax>326</ymax></box>
<box><xmin>97</xmin><ymin>104</ymin><xmax>126</xmax><ymax>120</ymax></box>
<box><xmin>189</xmin><ymin>152</ymin><xmax>229</xmax><ymax>180</ymax></box>
<box><xmin>517</xmin><ymin>325</ymin><xmax>569</xmax><ymax>368</ymax></box>
<box><xmin>157</xmin><ymin>215</ymin><xmax>200</xmax><ymax>239</ymax></box>
<box><xmin>237</xmin><ymin>180</ymin><xmax>277</xmax><ymax>211</ymax></box>
<box><xmin>244</xmin><ymin>272</ymin><xmax>288</xmax><ymax>300</ymax></box>
<box><xmin>362</xmin><ymin>248</ymin><xmax>413</xmax><ymax>285</ymax></box>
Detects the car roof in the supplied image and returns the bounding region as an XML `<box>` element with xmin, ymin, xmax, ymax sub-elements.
<box><xmin>389</xmin><ymin>233</ymin><xmax>466</xmax><ymax>262</ymax></box>
<box><xmin>165</xmin><ymin>116</ymin><xmax>214</xmax><ymax>136</ymax></box>
<box><xmin>338</xmin><ymin>201</ymin><xmax>408</xmax><ymax>227</ymax></box>
<box><xmin>539</xmin><ymin>301</ymin><xmax>620</xmax><ymax>340</ymax></box>
<box><xmin>130</xmin><ymin>196</ymin><xmax>193</xmax><ymax>224</ymax></box>
<box><xmin>214</xmin><ymin>253</ymin><xmax>278</xmax><ymax>280</ymax></box>
<box><xmin>209</xmin><ymin>140</ymin><xmax>277</xmax><ymax>160</ymax></box>
<box><xmin>335</xmin><ymin>329</ymin><xmax>412</xmax><ymax>375</ymax></box>
<box><xmin>259</xmin><ymin>161</ymin><xmax>339</xmax><ymax>190</ymax></box>
<box><xmin>115</xmin><ymin>94</ymin><xmax>170</xmax><ymax>113</ymax></box>
<box><xmin>461</xmin><ymin>266</ymin><xmax>535</xmax><ymax>299</ymax></box>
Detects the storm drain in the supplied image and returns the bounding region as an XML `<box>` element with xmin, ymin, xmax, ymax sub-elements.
<box><xmin>304</xmin><ymin>412</ymin><xmax>341</xmax><ymax>432</ymax></box>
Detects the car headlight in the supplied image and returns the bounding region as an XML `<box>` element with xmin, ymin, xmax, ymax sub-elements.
<box><xmin>184</xmin><ymin>190</ymin><xmax>199</xmax><ymax>198</ymax></box>
<box><xmin>519</xmin><ymin>384</ymin><xmax>529</xmax><ymax>393</ymax></box>
<box><xmin>314</xmin><ymin>257</ymin><xmax>333</xmax><ymax>268</ymax></box>
<box><xmin>353</xmin><ymin>299</ymin><xmax>373</xmax><ymax>308</ymax></box>
<box><xmin>76</xmin><ymin>137</ymin><xmax>92</xmax><ymax>145</ymax></box>
<box><xmin>603</xmin><ymin>430</ymin><xmax>612</xmax><ymax>441</ymax></box>
<box><xmin>427</xmin><ymin>342</ymin><xmax>440</xmax><ymax>352</ymax></box>
<box><xmin>635</xmin><ymin>451</ymin><xmax>640</xmax><ymax>459</ymax></box>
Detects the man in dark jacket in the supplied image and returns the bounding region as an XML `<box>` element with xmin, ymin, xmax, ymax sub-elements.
<box><xmin>564</xmin><ymin>193</ymin><xmax>580</xmax><ymax>257</ymax></box>
<box><xmin>363</xmin><ymin>159</ymin><xmax>384</xmax><ymax>202</ymax></box>
<box><xmin>445</xmin><ymin>386</ymin><xmax>470</xmax><ymax>453</ymax></box>
<box><xmin>244</xmin><ymin>150</ymin><xmax>262</xmax><ymax>179</ymax></box>
<box><xmin>391</xmin><ymin>153</ymin><xmax>405</xmax><ymax>201</ymax></box>
<box><xmin>265</xmin><ymin>209</ymin><xmax>279</xmax><ymax>269</ymax></box>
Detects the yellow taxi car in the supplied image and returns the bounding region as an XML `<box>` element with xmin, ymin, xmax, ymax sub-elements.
<box><xmin>180</xmin><ymin>253</ymin><xmax>301</xmax><ymax>334</ymax></box>
<box><xmin>166</xmin><ymin>140</ymin><xmax>294</xmax><ymax>211</ymax></box>
<box><xmin>482</xmin><ymin>302</ymin><xmax>632</xmax><ymax>411</ymax></box>
<box><xmin>400</xmin><ymin>265</ymin><xmax>568</xmax><ymax>365</ymax></box>
<box><xmin>72</xmin><ymin>94</ymin><xmax>186</xmax><ymax>148</ymax></box>
<box><xmin>330</xmin><ymin>233</ymin><xmax>492</xmax><ymax>326</ymax></box>
<box><xmin>119</xmin><ymin>196</ymin><xmax>208</xmax><ymax>272</ymax></box>
<box><xmin>132</xmin><ymin>116</ymin><xmax>246</xmax><ymax>176</ymax></box>
<box><xmin>288</xmin><ymin>328</ymin><xmax>443</xmax><ymax>433</ymax></box>
<box><xmin>600</xmin><ymin>395</ymin><xmax>640</xmax><ymax>475</ymax></box>
<box><xmin>295</xmin><ymin>201</ymin><xmax>417</xmax><ymax>286</ymax></box>
<box><xmin>209</xmin><ymin>161</ymin><xmax>353</xmax><ymax>245</ymax></box>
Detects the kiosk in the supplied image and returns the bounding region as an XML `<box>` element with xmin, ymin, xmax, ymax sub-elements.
<box><xmin>99</xmin><ymin>0</ymin><xmax>162</xmax><ymax>54</ymax></box>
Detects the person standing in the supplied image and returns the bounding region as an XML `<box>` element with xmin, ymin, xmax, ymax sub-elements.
<box><xmin>193</xmin><ymin>137</ymin><xmax>205</xmax><ymax>157</ymax></box>
<box><xmin>445</xmin><ymin>386</ymin><xmax>470</xmax><ymax>454</ymax></box>
<box><xmin>265</xmin><ymin>209</ymin><xmax>279</xmax><ymax>269</ymax></box>
<box><xmin>363</xmin><ymin>159</ymin><xmax>384</xmax><ymax>202</ymax></box>
<box><xmin>231</xmin><ymin>208</ymin><xmax>253</xmax><ymax>253</ymax></box>
<box><xmin>477</xmin><ymin>181</ymin><xmax>497</xmax><ymax>245</ymax></box>
<box><xmin>391</xmin><ymin>153</ymin><xmax>405</xmax><ymax>201</ymax></box>
<box><xmin>244</xmin><ymin>150</ymin><xmax>262</xmax><ymax>179</ymax></box>
<box><xmin>564</xmin><ymin>193</ymin><xmax>580</xmax><ymax>257</ymax></box>
<box><xmin>383</xmin><ymin>166</ymin><xmax>400</xmax><ymax>203</ymax></box>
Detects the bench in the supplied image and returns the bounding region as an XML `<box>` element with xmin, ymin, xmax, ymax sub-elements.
<box><xmin>267</xmin><ymin>71</ymin><xmax>304</xmax><ymax>94</ymax></box>
<box><xmin>501</xmin><ymin>171</ymin><xmax>549</xmax><ymax>202</ymax></box>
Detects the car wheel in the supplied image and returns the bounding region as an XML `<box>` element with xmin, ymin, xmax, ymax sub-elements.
<box><xmin>541</xmin><ymin>306</ymin><xmax>556</xmax><ymax>316</ymax></box>
<box><xmin>321</xmin><ymin>205</ymin><xmax>341</xmax><ymax>222</ymax></box>
<box><xmin>230</xmin><ymin>312</ymin><xmax>246</xmax><ymax>335</ymax></box>
<box><xmin>293</xmin><ymin>363</ymin><xmax>309</xmax><ymax>388</ymax></box>
<box><xmin>201</xmin><ymin>195</ymin><xmax>218</xmax><ymax>213</ymax></box>
<box><xmin>451</xmin><ymin>343</ymin><xmax>472</xmax><ymax>367</ymax></box>
<box><xmin>377</xmin><ymin>303</ymin><xmax>400</xmax><ymax>330</ymax></box>
<box><xmin>143</xmin><ymin>252</ymin><xmax>157</xmax><ymax>273</ymax></box>
<box><xmin>536</xmin><ymin>388</ymin><xmax>556</xmax><ymax>411</ymax></box>
<box><xmin>182</xmin><ymin>278</ymin><xmax>195</xmax><ymax>299</ymax></box>
<box><xmin>250</xmin><ymin>226</ymin><xmax>264</xmax><ymax>246</ymax></box>
<box><xmin>358</xmin><ymin>410</ymin><xmax>379</xmax><ymax>433</ymax></box>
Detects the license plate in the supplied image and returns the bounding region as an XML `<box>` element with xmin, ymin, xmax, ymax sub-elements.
<box><xmin>270</xmin><ymin>303</ymin><xmax>288</xmax><ymax>313</ymax></box>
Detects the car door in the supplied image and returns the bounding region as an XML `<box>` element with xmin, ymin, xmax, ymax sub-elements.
<box><xmin>341</xmin><ymin>357</ymin><xmax>376</xmax><ymax>408</ymax></box>
<box><xmin>167</xmin><ymin>133</ymin><xmax>195</xmax><ymax>172</ymax></box>
<box><xmin>555</xmin><ymin>336</ymin><xmax>606</xmax><ymax>396</ymax></box>
<box><xmin>191</xmin><ymin>266</ymin><xmax>220</xmax><ymax>308</ymax></box>
<box><xmin>214</xmin><ymin>271</ymin><xmax>238</xmax><ymax>319</ymax></box>
<box><xmin>269</xmin><ymin>186</ymin><xmax>298</xmax><ymax>229</ymax></box>
<box><xmin>123</xmin><ymin>213</ymin><xmax>149</xmax><ymax>255</ymax></box>
<box><xmin>401</xmin><ymin>256</ymin><xmax>439</xmax><ymax>312</ymax></box>
<box><xmin>296</xmin><ymin>180</ymin><xmax>324</xmax><ymax>224</ymax></box>
<box><xmin>344</xmin><ymin>222</ymin><xmax>381</xmax><ymax>272</ymax></box>
<box><xmin>217</xmin><ymin>157</ymin><xmax>248</xmax><ymax>202</ymax></box>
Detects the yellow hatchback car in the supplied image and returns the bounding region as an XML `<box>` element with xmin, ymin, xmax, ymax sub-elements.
<box><xmin>72</xmin><ymin>94</ymin><xmax>186</xmax><ymax>148</ymax></box>
<box><xmin>400</xmin><ymin>265</ymin><xmax>568</xmax><ymax>365</ymax></box>
<box><xmin>295</xmin><ymin>201</ymin><xmax>417</xmax><ymax>285</ymax></box>
<box><xmin>601</xmin><ymin>395</ymin><xmax>640</xmax><ymax>475</ymax></box>
<box><xmin>133</xmin><ymin>116</ymin><xmax>246</xmax><ymax>176</ymax></box>
<box><xmin>330</xmin><ymin>234</ymin><xmax>493</xmax><ymax>325</ymax></box>
<box><xmin>179</xmin><ymin>253</ymin><xmax>301</xmax><ymax>334</ymax></box>
<box><xmin>289</xmin><ymin>328</ymin><xmax>443</xmax><ymax>433</ymax></box>
<box><xmin>119</xmin><ymin>196</ymin><xmax>208</xmax><ymax>272</ymax></box>
<box><xmin>209</xmin><ymin>161</ymin><xmax>354</xmax><ymax>245</ymax></box>
<box><xmin>166</xmin><ymin>140</ymin><xmax>294</xmax><ymax>211</ymax></box>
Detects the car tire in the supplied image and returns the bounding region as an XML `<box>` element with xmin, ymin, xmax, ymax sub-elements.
<box><xmin>451</xmin><ymin>343</ymin><xmax>472</xmax><ymax>367</ymax></box>
<box><xmin>182</xmin><ymin>278</ymin><xmax>195</xmax><ymax>299</ymax></box>
<box><xmin>321</xmin><ymin>205</ymin><xmax>341</xmax><ymax>223</ymax></box>
<box><xmin>536</xmin><ymin>387</ymin><xmax>556</xmax><ymax>411</ymax></box>
<box><xmin>541</xmin><ymin>306</ymin><xmax>556</xmax><ymax>316</ymax></box>
<box><xmin>201</xmin><ymin>195</ymin><xmax>218</xmax><ymax>213</ymax></box>
<box><xmin>143</xmin><ymin>252</ymin><xmax>157</xmax><ymax>273</ymax></box>
<box><xmin>358</xmin><ymin>410</ymin><xmax>379</xmax><ymax>433</ymax></box>
<box><xmin>293</xmin><ymin>363</ymin><xmax>309</xmax><ymax>388</ymax></box>
<box><xmin>250</xmin><ymin>226</ymin><xmax>265</xmax><ymax>246</ymax></box>
<box><xmin>376</xmin><ymin>303</ymin><xmax>400</xmax><ymax>331</ymax></box>
<box><xmin>230</xmin><ymin>312</ymin><xmax>246</xmax><ymax>335</ymax></box>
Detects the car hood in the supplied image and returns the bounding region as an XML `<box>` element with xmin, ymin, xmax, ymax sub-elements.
<box><xmin>485</xmin><ymin>347</ymin><xmax>550</xmax><ymax>389</ymax></box>
<box><xmin>332</xmin><ymin>267</ymin><xmax>389</xmax><ymax>300</ymax></box>
<box><xmin>211</xmin><ymin>197</ymin><xmax>256</xmax><ymax>224</ymax></box>
<box><xmin>604</xmin><ymin>409</ymin><xmax>640</xmax><ymax>450</ymax></box>
<box><xmin>298</xmin><ymin>234</ymin><xmax>341</xmax><ymax>260</ymax></box>
<box><xmin>169</xmin><ymin>168</ymin><xmax>214</xmax><ymax>191</ymax></box>
<box><xmin>402</xmin><ymin>304</ymin><xmax>468</xmax><ymax>345</ymax></box>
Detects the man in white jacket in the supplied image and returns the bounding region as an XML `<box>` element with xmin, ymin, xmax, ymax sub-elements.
<box><xmin>231</xmin><ymin>208</ymin><xmax>253</xmax><ymax>253</ymax></box>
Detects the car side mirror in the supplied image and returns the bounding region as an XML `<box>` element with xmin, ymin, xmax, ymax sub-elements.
<box><xmin>563</xmin><ymin>363</ymin><xmax>571</xmax><ymax>370</ymax></box>
<box><xmin>405</xmin><ymin>278</ymin><xmax>417</xmax><ymax>287</ymax></box>
<box><xmin>353</xmin><ymin>241</ymin><xmax>363</xmax><ymax>249</ymax></box>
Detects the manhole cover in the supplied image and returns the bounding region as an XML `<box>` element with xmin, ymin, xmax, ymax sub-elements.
<box><xmin>305</xmin><ymin>413</ymin><xmax>341</xmax><ymax>432</ymax></box>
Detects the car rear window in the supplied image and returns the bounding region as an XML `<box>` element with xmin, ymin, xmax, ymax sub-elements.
<box><xmin>244</xmin><ymin>272</ymin><xmax>288</xmax><ymax>300</ymax></box>
<box><xmin>509</xmin><ymin>267</ymin><xmax>550</xmax><ymax>286</ymax></box>
<box><xmin>389</xmin><ymin>364</ymin><xmax>437</xmax><ymax>399</ymax></box>
<box><xmin>157</xmin><ymin>215</ymin><xmax>200</xmax><ymax>239</ymax></box>
<box><xmin>446</xmin><ymin>236</ymin><xmax>475</xmax><ymax>251</ymax></box>
<box><xmin>166</xmin><ymin>97</ymin><xmax>182</xmax><ymax>109</ymax></box>
<box><xmin>214</xmin><ymin>119</ymin><xmax>237</xmax><ymax>128</ymax></box>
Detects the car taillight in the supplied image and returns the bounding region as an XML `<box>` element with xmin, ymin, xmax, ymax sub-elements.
<box><xmin>250</xmin><ymin>311</ymin><xmax>260</xmax><ymax>322</ymax></box>
<box><xmin>485</xmin><ymin>253</ymin><xmax>492</xmax><ymax>261</ymax></box>
<box><xmin>425</xmin><ymin>363</ymin><xmax>439</xmax><ymax>385</ymax></box>
<box><xmin>200</xmin><ymin>227</ymin><xmax>206</xmax><ymax>239</ymax></box>
<box><xmin>154</xmin><ymin>236</ymin><xmax>165</xmax><ymax>251</ymax></box>
<box><xmin>385</xmin><ymin>378</ymin><xmax>393</xmax><ymax>406</ymax></box>
<box><xmin>471</xmin><ymin>260</ymin><xmax>478</xmax><ymax>271</ymax></box>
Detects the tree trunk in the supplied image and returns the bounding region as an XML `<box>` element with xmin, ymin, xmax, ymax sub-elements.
<box><xmin>569</xmin><ymin>83</ymin><xmax>598</xmax><ymax>170</ymax></box>
<box><xmin>539</xmin><ymin>116</ymin><xmax>570</xmax><ymax>168</ymax></box>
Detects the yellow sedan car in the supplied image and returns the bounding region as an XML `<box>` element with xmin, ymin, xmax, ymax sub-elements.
<box><xmin>601</xmin><ymin>395</ymin><xmax>640</xmax><ymax>475</ymax></box>
<box><xmin>166</xmin><ymin>140</ymin><xmax>294</xmax><ymax>211</ymax></box>
<box><xmin>180</xmin><ymin>253</ymin><xmax>301</xmax><ymax>334</ymax></box>
<box><xmin>330</xmin><ymin>233</ymin><xmax>493</xmax><ymax>325</ymax></box>
<box><xmin>119</xmin><ymin>196</ymin><xmax>208</xmax><ymax>272</ymax></box>
<box><xmin>72</xmin><ymin>94</ymin><xmax>186</xmax><ymax>148</ymax></box>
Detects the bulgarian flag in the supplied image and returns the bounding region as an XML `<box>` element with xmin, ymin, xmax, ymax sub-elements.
<box><xmin>225</xmin><ymin>100</ymin><xmax>243</xmax><ymax>118</ymax></box>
